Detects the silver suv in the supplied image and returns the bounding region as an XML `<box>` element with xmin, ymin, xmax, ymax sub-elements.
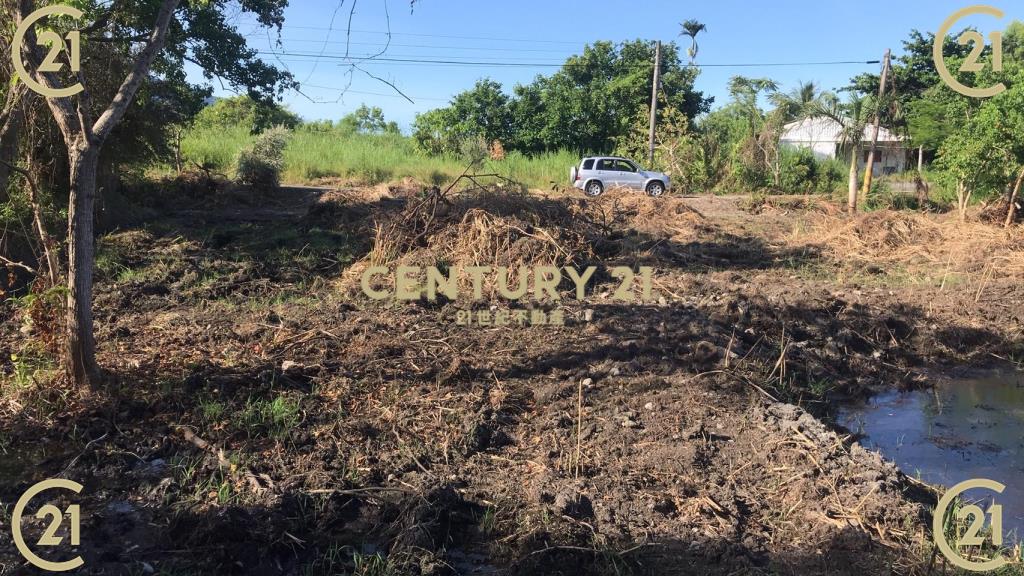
<box><xmin>571</xmin><ymin>157</ymin><xmax>671</xmax><ymax>197</ymax></box>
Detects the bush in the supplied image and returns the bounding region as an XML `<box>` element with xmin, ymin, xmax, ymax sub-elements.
<box><xmin>236</xmin><ymin>127</ymin><xmax>290</xmax><ymax>191</ymax></box>
<box><xmin>864</xmin><ymin>179</ymin><xmax>917</xmax><ymax>211</ymax></box>
<box><xmin>813</xmin><ymin>157</ymin><xmax>847</xmax><ymax>195</ymax></box>
<box><xmin>194</xmin><ymin>96</ymin><xmax>300</xmax><ymax>133</ymax></box>
<box><xmin>777</xmin><ymin>148</ymin><xmax>845</xmax><ymax>195</ymax></box>
<box><xmin>779</xmin><ymin>148</ymin><xmax>816</xmax><ymax>193</ymax></box>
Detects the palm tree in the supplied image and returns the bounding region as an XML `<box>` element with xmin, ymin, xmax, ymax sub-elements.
<box><xmin>770</xmin><ymin>81</ymin><xmax>820</xmax><ymax>122</ymax></box>
<box><xmin>679</xmin><ymin>20</ymin><xmax>708</xmax><ymax>64</ymax></box>
<box><xmin>806</xmin><ymin>92</ymin><xmax>873</xmax><ymax>214</ymax></box>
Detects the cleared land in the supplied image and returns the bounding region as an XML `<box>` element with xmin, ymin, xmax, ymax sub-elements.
<box><xmin>2</xmin><ymin>181</ymin><xmax>1023</xmax><ymax>575</ymax></box>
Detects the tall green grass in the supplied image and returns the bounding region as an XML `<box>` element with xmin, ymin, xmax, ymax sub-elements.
<box><xmin>180</xmin><ymin>127</ymin><xmax>578</xmax><ymax>190</ymax></box>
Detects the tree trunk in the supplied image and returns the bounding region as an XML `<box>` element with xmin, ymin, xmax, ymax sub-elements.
<box><xmin>23</xmin><ymin>153</ymin><xmax>59</xmax><ymax>285</ymax></box>
<box><xmin>956</xmin><ymin>181</ymin><xmax>970</xmax><ymax>223</ymax></box>
<box><xmin>0</xmin><ymin>108</ymin><xmax>19</xmax><ymax>203</ymax></box>
<box><xmin>862</xmin><ymin>49</ymin><xmax>891</xmax><ymax>197</ymax></box>
<box><xmin>917</xmin><ymin>145</ymin><xmax>924</xmax><ymax>173</ymax></box>
<box><xmin>65</xmin><ymin>143</ymin><xmax>102</xmax><ymax>387</ymax></box>
<box><xmin>848</xmin><ymin>148</ymin><xmax>859</xmax><ymax>214</ymax></box>
<box><xmin>17</xmin><ymin>0</ymin><xmax>181</xmax><ymax>388</ymax></box>
<box><xmin>1006</xmin><ymin>167</ymin><xmax>1024</xmax><ymax>228</ymax></box>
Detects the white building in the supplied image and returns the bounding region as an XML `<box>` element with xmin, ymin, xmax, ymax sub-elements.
<box><xmin>780</xmin><ymin>117</ymin><xmax>907</xmax><ymax>176</ymax></box>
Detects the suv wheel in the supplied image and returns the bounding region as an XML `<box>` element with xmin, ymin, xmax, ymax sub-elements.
<box><xmin>585</xmin><ymin>180</ymin><xmax>604</xmax><ymax>197</ymax></box>
<box><xmin>645</xmin><ymin>181</ymin><xmax>665</xmax><ymax>197</ymax></box>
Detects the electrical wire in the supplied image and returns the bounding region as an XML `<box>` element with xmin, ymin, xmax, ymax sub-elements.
<box><xmin>258</xmin><ymin>51</ymin><xmax>880</xmax><ymax>69</ymax></box>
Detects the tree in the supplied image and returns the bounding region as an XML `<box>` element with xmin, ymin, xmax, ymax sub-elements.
<box><xmin>727</xmin><ymin>76</ymin><xmax>785</xmax><ymax>189</ymax></box>
<box><xmin>770</xmin><ymin>81</ymin><xmax>820</xmax><ymax>123</ymax></box>
<box><xmin>937</xmin><ymin>64</ymin><xmax>1024</xmax><ymax>223</ymax></box>
<box><xmin>413</xmin><ymin>40</ymin><xmax>711</xmax><ymax>156</ymax></box>
<box><xmin>806</xmin><ymin>93</ymin><xmax>873</xmax><ymax>213</ymax></box>
<box><xmin>412</xmin><ymin>79</ymin><xmax>511</xmax><ymax>155</ymax></box>
<box><xmin>12</xmin><ymin>0</ymin><xmax>293</xmax><ymax>387</ymax></box>
<box><xmin>338</xmin><ymin>104</ymin><xmax>400</xmax><ymax>135</ymax></box>
<box><xmin>679</xmin><ymin>20</ymin><xmax>707</xmax><ymax>64</ymax></box>
<box><xmin>847</xmin><ymin>27</ymin><xmax>977</xmax><ymax>171</ymax></box>
<box><xmin>193</xmin><ymin>95</ymin><xmax>300</xmax><ymax>133</ymax></box>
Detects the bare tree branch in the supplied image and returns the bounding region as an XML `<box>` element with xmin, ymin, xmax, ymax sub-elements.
<box><xmin>0</xmin><ymin>157</ymin><xmax>59</xmax><ymax>283</ymax></box>
<box><xmin>354</xmin><ymin>65</ymin><xmax>414</xmax><ymax>104</ymax></box>
<box><xmin>344</xmin><ymin>0</ymin><xmax>358</xmax><ymax>58</ymax></box>
<box><xmin>92</xmin><ymin>0</ymin><xmax>181</xmax><ymax>142</ymax></box>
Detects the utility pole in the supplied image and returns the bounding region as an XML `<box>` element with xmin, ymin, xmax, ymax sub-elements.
<box><xmin>861</xmin><ymin>49</ymin><xmax>891</xmax><ymax>198</ymax></box>
<box><xmin>648</xmin><ymin>40</ymin><xmax>662</xmax><ymax>166</ymax></box>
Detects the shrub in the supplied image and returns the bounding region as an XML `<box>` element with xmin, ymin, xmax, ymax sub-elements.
<box><xmin>194</xmin><ymin>95</ymin><xmax>300</xmax><ymax>133</ymax></box>
<box><xmin>779</xmin><ymin>148</ymin><xmax>816</xmax><ymax>193</ymax></box>
<box><xmin>864</xmin><ymin>179</ymin><xmax>917</xmax><ymax>211</ymax></box>
<box><xmin>236</xmin><ymin>126</ymin><xmax>290</xmax><ymax>191</ymax></box>
<box><xmin>814</xmin><ymin>157</ymin><xmax>847</xmax><ymax>195</ymax></box>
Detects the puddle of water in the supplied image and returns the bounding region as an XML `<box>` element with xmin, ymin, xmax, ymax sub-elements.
<box><xmin>839</xmin><ymin>369</ymin><xmax>1024</xmax><ymax>539</ymax></box>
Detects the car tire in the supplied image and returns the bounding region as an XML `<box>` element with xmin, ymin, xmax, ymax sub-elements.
<box><xmin>645</xmin><ymin>181</ymin><xmax>665</xmax><ymax>197</ymax></box>
<box><xmin>584</xmin><ymin>180</ymin><xmax>604</xmax><ymax>197</ymax></box>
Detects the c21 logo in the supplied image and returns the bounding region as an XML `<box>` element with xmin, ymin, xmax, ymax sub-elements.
<box><xmin>11</xmin><ymin>479</ymin><xmax>85</xmax><ymax>572</ymax></box>
<box><xmin>932</xmin><ymin>478</ymin><xmax>1010</xmax><ymax>572</ymax></box>
<box><xmin>933</xmin><ymin>5</ymin><xmax>1009</xmax><ymax>98</ymax></box>
<box><xmin>11</xmin><ymin>5</ymin><xmax>85</xmax><ymax>98</ymax></box>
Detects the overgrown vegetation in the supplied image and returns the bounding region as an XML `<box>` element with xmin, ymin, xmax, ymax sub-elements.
<box><xmin>235</xmin><ymin>126</ymin><xmax>290</xmax><ymax>191</ymax></box>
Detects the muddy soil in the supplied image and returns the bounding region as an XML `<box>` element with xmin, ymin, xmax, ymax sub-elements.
<box><xmin>2</xmin><ymin>184</ymin><xmax>1022</xmax><ymax>575</ymax></box>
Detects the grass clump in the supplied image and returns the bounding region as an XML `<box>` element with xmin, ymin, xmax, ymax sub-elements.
<box><xmin>235</xmin><ymin>395</ymin><xmax>301</xmax><ymax>439</ymax></box>
<box><xmin>236</xmin><ymin>127</ymin><xmax>290</xmax><ymax>191</ymax></box>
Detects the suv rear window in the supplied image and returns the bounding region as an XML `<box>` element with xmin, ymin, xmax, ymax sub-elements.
<box><xmin>582</xmin><ymin>159</ymin><xmax>594</xmax><ymax>170</ymax></box>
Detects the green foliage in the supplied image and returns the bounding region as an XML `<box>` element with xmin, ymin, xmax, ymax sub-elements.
<box><xmin>303</xmin><ymin>105</ymin><xmax>400</xmax><ymax>136</ymax></box>
<box><xmin>193</xmin><ymin>96</ymin><xmax>300</xmax><ymax>134</ymax></box>
<box><xmin>178</xmin><ymin>124</ymin><xmax>577</xmax><ymax>190</ymax></box>
<box><xmin>182</xmin><ymin>125</ymin><xmax>252</xmax><ymax>169</ymax></box>
<box><xmin>777</xmin><ymin>148</ymin><xmax>813</xmax><ymax>193</ymax></box>
<box><xmin>235</xmin><ymin>127</ymin><xmax>290</xmax><ymax>190</ymax></box>
<box><xmin>864</xmin><ymin>179</ymin><xmax>913</xmax><ymax>211</ymax></box>
<box><xmin>413</xmin><ymin>40</ymin><xmax>711</xmax><ymax>156</ymax></box>
<box><xmin>936</xmin><ymin>63</ymin><xmax>1024</xmax><ymax>215</ymax></box>
<box><xmin>615</xmin><ymin>102</ymin><xmax>709</xmax><ymax>192</ymax></box>
<box><xmin>412</xmin><ymin>79</ymin><xmax>511</xmax><ymax>155</ymax></box>
<box><xmin>237</xmin><ymin>395</ymin><xmax>301</xmax><ymax>439</ymax></box>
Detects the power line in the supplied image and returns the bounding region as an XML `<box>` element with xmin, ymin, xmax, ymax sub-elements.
<box><xmin>257</xmin><ymin>51</ymin><xmax>881</xmax><ymax>69</ymax></box>
<box><xmin>301</xmin><ymin>84</ymin><xmax>450</xmax><ymax>101</ymax></box>
<box><xmin>245</xmin><ymin>37</ymin><xmax>584</xmax><ymax>54</ymax></box>
<box><xmin>302</xmin><ymin>0</ymin><xmax>347</xmax><ymax>83</ymax></box>
<box><xmin>260</xmin><ymin>25</ymin><xmax>588</xmax><ymax>45</ymax></box>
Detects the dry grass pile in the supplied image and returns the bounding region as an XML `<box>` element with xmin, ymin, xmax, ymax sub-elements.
<box><xmin>802</xmin><ymin>210</ymin><xmax>1024</xmax><ymax>276</ymax></box>
<box><xmin>585</xmin><ymin>189</ymin><xmax>707</xmax><ymax>241</ymax></box>
<box><xmin>346</xmin><ymin>186</ymin><xmax>599</xmax><ymax>299</ymax></box>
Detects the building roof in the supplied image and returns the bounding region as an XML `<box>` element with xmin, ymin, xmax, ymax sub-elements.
<box><xmin>780</xmin><ymin>116</ymin><xmax>903</xmax><ymax>144</ymax></box>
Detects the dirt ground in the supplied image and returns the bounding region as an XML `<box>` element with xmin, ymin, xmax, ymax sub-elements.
<box><xmin>2</xmin><ymin>181</ymin><xmax>1023</xmax><ymax>575</ymax></box>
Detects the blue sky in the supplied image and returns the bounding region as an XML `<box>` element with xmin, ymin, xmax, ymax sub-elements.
<box><xmin>199</xmin><ymin>0</ymin><xmax>1021</xmax><ymax>130</ymax></box>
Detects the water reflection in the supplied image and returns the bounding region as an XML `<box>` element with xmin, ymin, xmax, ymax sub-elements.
<box><xmin>839</xmin><ymin>369</ymin><xmax>1024</xmax><ymax>539</ymax></box>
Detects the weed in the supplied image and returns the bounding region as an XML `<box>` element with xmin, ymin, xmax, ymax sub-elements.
<box><xmin>479</xmin><ymin>506</ymin><xmax>498</xmax><ymax>535</ymax></box>
<box><xmin>300</xmin><ymin>546</ymin><xmax>398</xmax><ymax>576</ymax></box>
<box><xmin>5</xmin><ymin>342</ymin><xmax>56</xmax><ymax>390</ymax></box>
<box><xmin>236</xmin><ymin>395</ymin><xmax>301</xmax><ymax>439</ymax></box>
<box><xmin>199</xmin><ymin>398</ymin><xmax>225</xmax><ymax>423</ymax></box>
